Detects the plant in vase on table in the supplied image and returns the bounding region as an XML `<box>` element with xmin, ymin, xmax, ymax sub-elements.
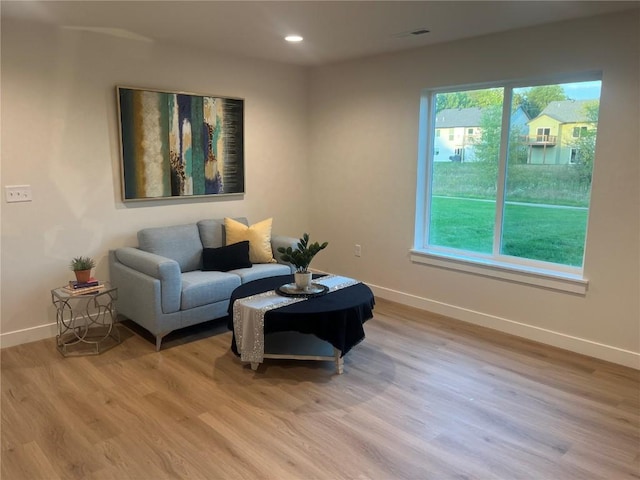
<box><xmin>69</xmin><ymin>256</ymin><xmax>96</xmax><ymax>283</ymax></box>
<box><xmin>277</xmin><ymin>233</ymin><xmax>328</xmax><ymax>291</ymax></box>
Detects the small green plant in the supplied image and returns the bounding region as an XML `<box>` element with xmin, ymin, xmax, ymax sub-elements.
<box><xmin>277</xmin><ymin>233</ymin><xmax>328</xmax><ymax>273</ymax></box>
<box><xmin>69</xmin><ymin>256</ymin><xmax>95</xmax><ymax>271</ymax></box>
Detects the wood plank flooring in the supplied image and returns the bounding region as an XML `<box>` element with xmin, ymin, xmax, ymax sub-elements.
<box><xmin>2</xmin><ymin>298</ymin><xmax>639</xmax><ymax>479</ymax></box>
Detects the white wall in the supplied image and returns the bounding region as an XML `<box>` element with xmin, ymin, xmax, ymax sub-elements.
<box><xmin>0</xmin><ymin>19</ymin><xmax>310</xmax><ymax>345</ymax></box>
<box><xmin>3</xmin><ymin>12</ymin><xmax>639</xmax><ymax>368</ymax></box>
<box><xmin>308</xmin><ymin>12</ymin><xmax>640</xmax><ymax>367</ymax></box>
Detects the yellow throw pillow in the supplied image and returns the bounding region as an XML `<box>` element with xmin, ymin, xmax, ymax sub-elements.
<box><xmin>225</xmin><ymin>217</ymin><xmax>275</xmax><ymax>264</ymax></box>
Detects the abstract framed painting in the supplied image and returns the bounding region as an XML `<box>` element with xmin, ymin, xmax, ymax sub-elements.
<box><xmin>116</xmin><ymin>86</ymin><xmax>244</xmax><ymax>201</ymax></box>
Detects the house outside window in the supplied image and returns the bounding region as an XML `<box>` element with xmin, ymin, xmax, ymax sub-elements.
<box><xmin>433</xmin><ymin>107</ymin><xmax>483</xmax><ymax>163</ymax></box>
<box><xmin>414</xmin><ymin>76</ymin><xmax>601</xmax><ymax>292</ymax></box>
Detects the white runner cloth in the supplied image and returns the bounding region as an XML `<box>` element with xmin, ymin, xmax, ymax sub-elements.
<box><xmin>233</xmin><ymin>275</ymin><xmax>360</xmax><ymax>363</ymax></box>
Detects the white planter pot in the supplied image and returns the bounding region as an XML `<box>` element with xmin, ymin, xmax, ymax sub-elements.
<box><xmin>294</xmin><ymin>272</ymin><xmax>312</xmax><ymax>291</ymax></box>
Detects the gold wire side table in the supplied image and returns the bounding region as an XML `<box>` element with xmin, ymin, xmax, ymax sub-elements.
<box><xmin>51</xmin><ymin>284</ymin><xmax>120</xmax><ymax>356</ymax></box>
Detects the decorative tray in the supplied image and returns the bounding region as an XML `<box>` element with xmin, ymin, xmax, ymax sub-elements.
<box><xmin>276</xmin><ymin>282</ymin><xmax>329</xmax><ymax>298</ymax></box>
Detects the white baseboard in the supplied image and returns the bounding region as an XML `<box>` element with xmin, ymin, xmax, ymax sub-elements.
<box><xmin>1</xmin><ymin>322</ymin><xmax>57</xmax><ymax>350</ymax></box>
<box><xmin>2</xmin><ymin>280</ymin><xmax>638</xmax><ymax>370</ymax></box>
<box><xmin>369</xmin><ymin>283</ymin><xmax>640</xmax><ymax>370</ymax></box>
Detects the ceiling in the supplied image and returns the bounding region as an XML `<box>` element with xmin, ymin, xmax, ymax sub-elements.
<box><xmin>2</xmin><ymin>1</ymin><xmax>638</xmax><ymax>66</ymax></box>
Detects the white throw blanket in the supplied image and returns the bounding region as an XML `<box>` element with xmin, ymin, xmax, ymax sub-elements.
<box><xmin>233</xmin><ymin>275</ymin><xmax>359</xmax><ymax>363</ymax></box>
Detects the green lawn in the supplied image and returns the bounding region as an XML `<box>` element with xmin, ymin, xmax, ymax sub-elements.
<box><xmin>429</xmin><ymin>197</ymin><xmax>588</xmax><ymax>266</ymax></box>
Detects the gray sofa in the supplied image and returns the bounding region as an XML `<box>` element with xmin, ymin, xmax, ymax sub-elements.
<box><xmin>109</xmin><ymin>217</ymin><xmax>296</xmax><ymax>350</ymax></box>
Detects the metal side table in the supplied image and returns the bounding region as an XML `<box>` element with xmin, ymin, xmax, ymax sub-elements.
<box><xmin>51</xmin><ymin>283</ymin><xmax>120</xmax><ymax>356</ymax></box>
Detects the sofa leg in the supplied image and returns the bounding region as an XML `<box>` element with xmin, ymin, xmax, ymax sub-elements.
<box><xmin>155</xmin><ymin>332</ymin><xmax>169</xmax><ymax>352</ymax></box>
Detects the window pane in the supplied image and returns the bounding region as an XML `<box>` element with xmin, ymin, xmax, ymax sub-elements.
<box><xmin>428</xmin><ymin>88</ymin><xmax>503</xmax><ymax>253</ymax></box>
<box><xmin>501</xmin><ymin>81</ymin><xmax>601</xmax><ymax>266</ymax></box>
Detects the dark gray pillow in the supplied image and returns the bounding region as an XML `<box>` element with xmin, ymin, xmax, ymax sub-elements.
<box><xmin>202</xmin><ymin>241</ymin><xmax>252</xmax><ymax>272</ymax></box>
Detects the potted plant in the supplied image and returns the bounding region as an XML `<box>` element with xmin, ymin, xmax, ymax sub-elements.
<box><xmin>277</xmin><ymin>233</ymin><xmax>328</xmax><ymax>290</ymax></box>
<box><xmin>69</xmin><ymin>256</ymin><xmax>96</xmax><ymax>283</ymax></box>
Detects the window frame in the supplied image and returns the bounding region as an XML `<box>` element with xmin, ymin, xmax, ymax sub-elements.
<box><xmin>570</xmin><ymin>147</ymin><xmax>579</xmax><ymax>164</ymax></box>
<box><xmin>413</xmin><ymin>73</ymin><xmax>601</xmax><ymax>295</ymax></box>
<box><xmin>573</xmin><ymin>125</ymin><xmax>588</xmax><ymax>138</ymax></box>
<box><xmin>537</xmin><ymin>127</ymin><xmax>551</xmax><ymax>141</ymax></box>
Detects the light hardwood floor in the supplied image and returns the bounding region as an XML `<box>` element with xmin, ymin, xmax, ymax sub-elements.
<box><xmin>2</xmin><ymin>298</ymin><xmax>639</xmax><ymax>479</ymax></box>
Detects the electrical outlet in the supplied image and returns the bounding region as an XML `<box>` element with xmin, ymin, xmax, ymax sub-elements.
<box><xmin>5</xmin><ymin>185</ymin><xmax>32</xmax><ymax>203</ymax></box>
<box><xmin>354</xmin><ymin>244</ymin><xmax>362</xmax><ymax>257</ymax></box>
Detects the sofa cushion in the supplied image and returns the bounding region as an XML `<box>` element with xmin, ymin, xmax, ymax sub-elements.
<box><xmin>197</xmin><ymin>217</ymin><xmax>249</xmax><ymax>248</ymax></box>
<box><xmin>232</xmin><ymin>263</ymin><xmax>291</xmax><ymax>284</ymax></box>
<box><xmin>138</xmin><ymin>224</ymin><xmax>203</xmax><ymax>272</ymax></box>
<box><xmin>225</xmin><ymin>217</ymin><xmax>275</xmax><ymax>264</ymax></box>
<box><xmin>202</xmin><ymin>241</ymin><xmax>252</xmax><ymax>272</ymax></box>
<box><xmin>180</xmin><ymin>271</ymin><xmax>242</xmax><ymax>310</ymax></box>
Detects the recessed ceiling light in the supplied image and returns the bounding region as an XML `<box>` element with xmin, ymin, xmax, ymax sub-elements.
<box><xmin>285</xmin><ymin>35</ymin><xmax>303</xmax><ymax>43</ymax></box>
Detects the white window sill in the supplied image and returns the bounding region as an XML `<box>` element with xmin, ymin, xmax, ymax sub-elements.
<box><xmin>410</xmin><ymin>249</ymin><xmax>588</xmax><ymax>295</ymax></box>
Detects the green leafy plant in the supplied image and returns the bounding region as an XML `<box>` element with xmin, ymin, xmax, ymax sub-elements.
<box><xmin>69</xmin><ymin>256</ymin><xmax>95</xmax><ymax>272</ymax></box>
<box><xmin>277</xmin><ymin>233</ymin><xmax>328</xmax><ymax>273</ymax></box>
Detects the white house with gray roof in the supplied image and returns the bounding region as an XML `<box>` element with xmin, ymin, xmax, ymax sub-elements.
<box><xmin>433</xmin><ymin>107</ymin><xmax>483</xmax><ymax>162</ymax></box>
<box><xmin>433</xmin><ymin>106</ymin><xmax>530</xmax><ymax>163</ymax></box>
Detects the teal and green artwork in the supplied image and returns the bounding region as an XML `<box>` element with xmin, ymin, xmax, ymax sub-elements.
<box><xmin>117</xmin><ymin>86</ymin><xmax>244</xmax><ymax>201</ymax></box>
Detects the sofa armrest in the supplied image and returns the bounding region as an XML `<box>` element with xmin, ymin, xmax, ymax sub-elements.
<box><xmin>271</xmin><ymin>235</ymin><xmax>299</xmax><ymax>272</ymax></box>
<box><xmin>112</xmin><ymin>247</ymin><xmax>182</xmax><ymax>313</ymax></box>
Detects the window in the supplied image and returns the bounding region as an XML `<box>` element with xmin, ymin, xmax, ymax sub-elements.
<box><xmin>448</xmin><ymin>129</ymin><xmax>454</xmax><ymax>141</ymax></box>
<box><xmin>570</xmin><ymin>148</ymin><xmax>578</xmax><ymax>164</ymax></box>
<box><xmin>573</xmin><ymin>126</ymin><xmax>588</xmax><ymax>138</ymax></box>
<box><xmin>536</xmin><ymin>127</ymin><xmax>551</xmax><ymax>142</ymax></box>
<box><xmin>414</xmin><ymin>76</ymin><xmax>602</xmax><ymax>293</ymax></box>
